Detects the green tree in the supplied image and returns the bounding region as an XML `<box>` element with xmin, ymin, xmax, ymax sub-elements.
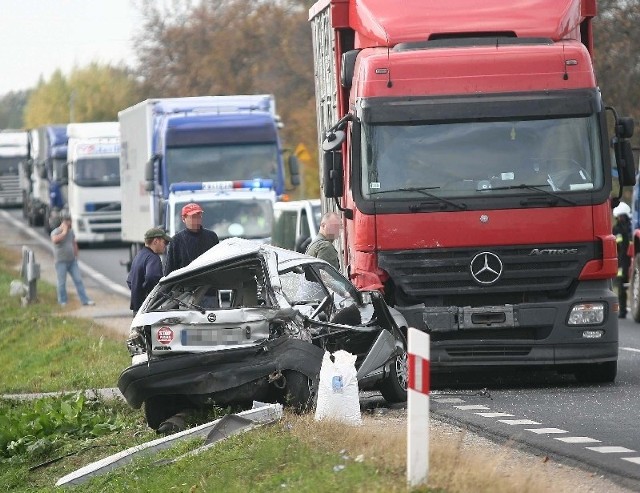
<box><xmin>24</xmin><ymin>64</ymin><xmax>141</xmax><ymax>127</ymax></box>
<box><xmin>23</xmin><ymin>70</ymin><xmax>71</xmax><ymax>127</ymax></box>
<box><xmin>0</xmin><ymin>90</ymin><xmax>30</xmax><ymax>129</ymax></box>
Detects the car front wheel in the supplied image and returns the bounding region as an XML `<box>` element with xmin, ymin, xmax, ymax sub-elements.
<box><xmin>379</xmin><ymin>349</ymin><xmax>408</xmax><ymax>403</ymax></box>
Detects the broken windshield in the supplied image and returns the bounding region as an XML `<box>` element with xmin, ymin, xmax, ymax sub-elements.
<box><xmin>361</xmin><ymin>114</ymin><xmax>603</xmax><ymax>200</ymax></box>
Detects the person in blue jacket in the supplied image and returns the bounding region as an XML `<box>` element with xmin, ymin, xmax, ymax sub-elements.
<box><xmin>127</xmin><ymin>227</ymin><xmax>171</xmax><ymax>313</ymax></box>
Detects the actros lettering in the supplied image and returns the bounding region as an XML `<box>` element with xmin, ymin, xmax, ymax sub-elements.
<box><xmin>529</xmin><ymin>248</ymin><xmax>578</xmax><ymax>256</ymax></box>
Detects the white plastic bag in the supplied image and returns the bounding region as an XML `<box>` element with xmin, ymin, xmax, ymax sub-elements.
<box><xmin>314</xmin><ymin>350</ymin><xmax>362</xmax><ymax>426</ymax></box>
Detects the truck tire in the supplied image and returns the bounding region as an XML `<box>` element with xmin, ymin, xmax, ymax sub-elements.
<box><xmin>21</xmin><ymin>192</ymin><xmax>28</xmax><ymax>219</ymax></box>
<box><xmin>43</xmin><ymin>206</ymin><xmax>52</xmax><ymax>234</ymax></box>
<box><xmin>631</xmin><ymin>253</ymin><xmax>640</xmax><ymax>323</ymax></box>
<box><xmin>574</xmin><ymin>361</ymin><xmax>617</xmax><ymax>384</ymax></box>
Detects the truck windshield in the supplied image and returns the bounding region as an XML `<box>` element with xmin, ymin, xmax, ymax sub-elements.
<box><xmin>73</xmin><ymin>157</ymin><xmax>120</xmax><ymax>187</ymax></box>
<box><xmin>174</xmin><ymin>198</ymin><xmax>274</xmax><ymax>240</ymax></box>
<box><xmin>165</xmin><ymin>143</ymin><xmax>279</xmax><ymax>184</ymax></box>
<box><xmin>0</xmin><ymin>156</ymin><xmax>22</xmax><ymax>174</ymax></box>
<box><xmin>361</xmin><ymin>115</ymin><xmax>603</xmax><ymax>199</ymax></box>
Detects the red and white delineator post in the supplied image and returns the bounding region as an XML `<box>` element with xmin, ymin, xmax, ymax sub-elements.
<box><xmin>407</xmin><ymin>327</ymin><xmax>430</xmax><ymax>487</ymax></box>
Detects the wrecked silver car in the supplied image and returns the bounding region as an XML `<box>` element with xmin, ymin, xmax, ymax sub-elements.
<box><xmin>118</xmin><ymin>238</ymin><xmax>408</xmax><ymax>430</ymax></box>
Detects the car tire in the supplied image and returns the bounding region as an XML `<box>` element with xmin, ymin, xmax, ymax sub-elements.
<box><xmin>631</xmin><ymin>254</ymin><xmax>640</xmax><ymax>323</ymax></box>
<box><xmin>379</xmin><ymin>350</ymin><xmax>408</xmax><ymax>403</ymax></box>
<box><xmin>574</xmin><ymin>361</ymin><xmax>617</xmax><ymax>384</ymax></box>
<box><xmin>282</xmin><ymin>370</ymin><xmax>316</xmax><ymax>413</ymax></box>
<box><xmin>143</xmin><ymin>395</ymin><xmax>186</xmax><ymax>430</ymax></box>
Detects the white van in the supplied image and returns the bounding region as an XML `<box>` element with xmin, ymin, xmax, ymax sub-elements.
<box><xmin>272</xmin><ymin>199</ymin><xmax>321</xmax><ymax>252</ymax></box>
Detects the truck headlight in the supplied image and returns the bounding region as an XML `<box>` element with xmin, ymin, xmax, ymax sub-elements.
<box><xmin>568</xmin><ymin>302</ymin><xmax>605</xmax><ymax>325</ymax></box>
<box><xmin>76</xmin><ymin>218</ymin><xmax>86</xmax><ymax>232</ymax></box>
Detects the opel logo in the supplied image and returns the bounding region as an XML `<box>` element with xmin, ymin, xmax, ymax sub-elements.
<box><xmin>470</xmin><ymin>252</ymin><xmax>503</xmax><ymax>285</ymax></box>
<box><xmin>207</xmin><ymin>313</ymin><xmax>217</xmax><ymax>323</ymax></box>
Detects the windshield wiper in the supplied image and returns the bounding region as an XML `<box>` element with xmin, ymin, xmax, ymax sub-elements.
<box><xmin>157</xmin><ymin>291</ymin><xmax>206</xmax><ymax>314</ymax></box>
<box><xmin>370</xmin><ymin>186</ymin><xmax>467</xmax><ymax>211</ymax></box>
<box><xmin>487</xmin><ymin>184</ymin><xmax>577</xmax><ymax>206</ymax></box>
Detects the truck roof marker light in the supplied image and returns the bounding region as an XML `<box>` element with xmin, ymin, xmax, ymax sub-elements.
<box><xmin>565</xmin><ymin>59</ymin><xmax>578</xmax><ymax>66</ymax></box>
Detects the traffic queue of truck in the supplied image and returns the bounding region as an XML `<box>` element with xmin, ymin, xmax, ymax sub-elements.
<box><xmin>9</xmin><ymin>94</ymin><xmax>302</xmax><ymax>256</ymax></box>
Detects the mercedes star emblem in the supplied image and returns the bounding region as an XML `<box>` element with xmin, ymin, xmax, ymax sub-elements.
<box><xmin>470</xmin><ymin>251</ymin><xmax>503</xmax><ymax>285</ymax></box>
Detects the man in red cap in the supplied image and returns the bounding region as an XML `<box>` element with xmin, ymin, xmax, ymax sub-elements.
<box><xmin>164</xmin><ymin>202</ymin><xmax>219</xmax><ymax>275</ymax></box>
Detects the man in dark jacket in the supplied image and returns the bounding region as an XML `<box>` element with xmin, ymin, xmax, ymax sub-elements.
<box><xmin>127</xmin><ymin>227</ymin><xmax>171</xmax><ymax>313</ymax></box>
<box><xmin>613</xmin><ymin>202</ymin><xmax>632</xmax><ymax>319</ymax></box>
<box><xmin>164</xmin><ymin>202</ymin><xmax>219</xmax><ymax>275</ymax></box>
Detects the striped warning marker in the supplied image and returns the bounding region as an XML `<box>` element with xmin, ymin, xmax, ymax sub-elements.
<box><xmin>407</xmin><ymin>327</ymin><xmax>430</xmax><ymax>487</ymax></box>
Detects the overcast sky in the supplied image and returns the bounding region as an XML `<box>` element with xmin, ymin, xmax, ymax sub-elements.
<box><xmin>0</xmin><ymin>0</ymin><xmax>142</xmax><ymax>95</ymax></box>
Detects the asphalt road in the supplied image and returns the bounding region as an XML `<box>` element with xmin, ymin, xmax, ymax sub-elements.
<box><xmin>4</xmin><ymin>207</ymin><xmax>640</xmax><ymax>490</ymax></box>
<box><xmin>428</xmin><ymin>318</ymin><xmax>640</xmax><ymax>490</ymax></box>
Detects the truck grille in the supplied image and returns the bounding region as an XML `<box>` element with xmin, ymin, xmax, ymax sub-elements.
<box><xmin>0</xmin><ymin>175</ymin><xmax>21</xmax><ymax>203</ymax></box>
<box><xmin>378</xmin><ymin>243</ymin><xmax>594</xmax><ymax>304</ymax></box>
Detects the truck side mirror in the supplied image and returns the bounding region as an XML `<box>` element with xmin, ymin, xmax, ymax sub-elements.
<box><xmin>341</xmin><ymin>50</ymin><xmax>361</xmax><ymax>89</ymax></box>
<box><xmin>322</xmin><ymin>151</ymin><xmax>343</xmax><ymax>198</ymax></box>
<box><xmin>144</xmin><ymin>155</ymin><xmax>157</xmax><ymax>191</ymax></box>
<box><xmin>38</xmin><ymin>162</ymin><xmax>47</xmax><ymax>179</ymax></box>
<box><xmin>288</xmin><ymin>155</ymin><xmax>301</xmax><ymax>187</ymax></box>
<box><xmin>614</xmin><ymin>139</ymin><xmax>636</xmax><ymax>187</ymax></box>
<box><xmin>616</xmin><ymin>117</ymin><xmax>634</xmax><ymax>139</ymax></box>
<box><xmin>322</xmin><ymin>130</ymin><xmax>346</xmax><ymax>152</ymax></box>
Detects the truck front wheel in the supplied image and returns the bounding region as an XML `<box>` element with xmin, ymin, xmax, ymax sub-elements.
<box><xmin>630</xmin><ymin>254</ymin><xmax>640</xmax><ymax>323</ymax></box>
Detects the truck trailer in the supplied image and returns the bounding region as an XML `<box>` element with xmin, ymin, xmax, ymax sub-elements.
<box><xmin>309</xmin><ymin>0</ymin><xmax>636</xmax><ymax>382</ymax></box>
<box><xmin>119</xmin><ymin>95</ymin><xmax>299</xmax><ymax>267</ymax></box>
<box><xmin>0</xmin><ymin>129</ymin><xmax>28</xmax><ymax>207</ymax></box>
<box><xmin>63</xmin><ymin>122</ymin><xmax>122</xmax><ymax>243</ymax></box>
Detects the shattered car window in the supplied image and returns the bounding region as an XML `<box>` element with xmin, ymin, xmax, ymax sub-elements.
<box><xmin>315</xmin><ymin>265</ymin><xmax>359</xmax><ymax>310</ymax></box>
<box><xmin>280</xmin><ymin>266</ymin><xmax>326</xmax><ymax>305</ymax></box>
<box><xmin>146</xmin><ymin>258</ymin><xmax>269</xmax><ymax>311</ymax></box>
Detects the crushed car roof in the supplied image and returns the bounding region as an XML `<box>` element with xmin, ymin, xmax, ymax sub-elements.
<box><xmin>162</xmin><ymin>237</ymin><xmax>329</xmax><ymax>282</ymax></box>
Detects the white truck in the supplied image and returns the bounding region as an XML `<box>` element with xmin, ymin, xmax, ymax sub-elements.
<box><xmin>0</xmin><ymin>129</ymin><xmax>28</xmax><ymax>207</ymax></box>
<box><xmin>272</xmin><ymin>199</ymin><xmax>321</xmax><ymax>252</ymax></box>
<box><xmin>64</xmin><ymin>122</ymin><xmax>122</xmax><ymax>243</ymax></box>
<box><xmin>119</xmin><ymin>96</ymin><xmax>292</xmax><ymax>268</ymax></box>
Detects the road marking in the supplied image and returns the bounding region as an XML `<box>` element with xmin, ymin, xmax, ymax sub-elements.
<box><xmin>433</xmin><ymin>398</ymin><xmax>466</xmax><ymax>403</ymax></box>
<box><xmin>454</xmin><ymin>405</ymin><xmax>490</xmax><ymax>410</ymax></box>
<box><xmin>555</xmin><ymin>437</ymin><xmax>601</xmax><ymax>444</ymax></box>
<box><xmin>498</xmin><ymin>419</ymin><xmax>540</xmax><ymax>425</ymax></box>
<box><xmin>622</xmin><ymin>457</ymin><xmax>640</xmax><ymax>465</ymax></box>
<box><xmin>525</xmin><ymin>428</ymin><xmax>568</xmax><ymax>434</ymax></box>
<box><xmin>475</xmin><ymin>412</ymin><xmax>514</xmax><ymax>418</ymax></box>
<box><xmin>586</xmin><ymin>446</ymin><xmax>636</xmax><ymax>454</ymax></box>
<box><xmin>620</xmin><ymin>347</ymin><xmax>640</xmax><ymax>354</ymax></box>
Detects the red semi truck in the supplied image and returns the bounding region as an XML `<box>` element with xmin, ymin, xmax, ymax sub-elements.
<box><xmin>309</xmin><ymin>0</ymin><xmax>636</xmax><ymax>382</ymax></box>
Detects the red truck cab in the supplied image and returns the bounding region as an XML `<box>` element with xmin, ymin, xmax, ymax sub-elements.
<box><xmin>310</xmin><ymin>0</ymin><xmax>635</xmax><ymax>382</ymax></box>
